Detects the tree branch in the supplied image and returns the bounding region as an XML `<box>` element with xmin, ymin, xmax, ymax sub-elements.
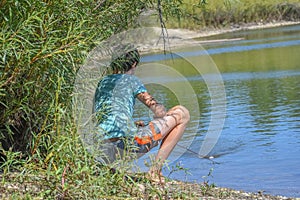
<box><xmin>157</xmin><ymin>0</ymin><xmax>171</xmax><ymax>54</ymax></box>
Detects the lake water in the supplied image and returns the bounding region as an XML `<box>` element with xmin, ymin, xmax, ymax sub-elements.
<box><xmin>134</xmin><ymin>24</ymin><xmax>300</xmax><ymax>198</ymax></box>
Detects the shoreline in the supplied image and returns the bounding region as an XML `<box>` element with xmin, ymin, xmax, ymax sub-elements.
<box><xmin>139</xmin><ymin>20</ymin><xmax>300</xmax><ymax>53</ymax></box>
<box><xmin>167</xmin><ymin>180</ymin><xmax>298</xmax><ymax>200</ymax></box>
<box><xmin>166</xmin><ymin>21</ymin><xmax>300</xmax><ymax>39</ymax></box>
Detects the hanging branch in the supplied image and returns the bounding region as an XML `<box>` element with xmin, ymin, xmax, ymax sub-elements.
<box><xmin>157</xmin><ymin>0</ymin><xmax>171</xmax><ymax>55</ymax></box>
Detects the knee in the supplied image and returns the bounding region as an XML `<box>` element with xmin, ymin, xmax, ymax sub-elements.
<box><xmin>179</xmin><ymin>105</ymin><xmax>190</xmax><ymax>124</ymax></box>
<box><xmin>167</xmin><ymin>105</ymin><xmax>190</xmax><ymax>124</ymax></box>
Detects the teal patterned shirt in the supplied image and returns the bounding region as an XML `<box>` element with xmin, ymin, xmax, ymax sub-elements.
<box><xmin>94</xmin><ymin>74</ymin><xmax>147</xmax><ymax>139</ymax></box>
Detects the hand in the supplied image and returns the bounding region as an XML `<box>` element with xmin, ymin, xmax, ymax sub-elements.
<box><xmin>135</xmin><ymin>120</ymin><xmax>146</xmax><ymax>127</ymax></box>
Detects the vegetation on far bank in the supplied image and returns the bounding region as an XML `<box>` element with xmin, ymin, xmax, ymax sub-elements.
<box><xmin>0</xmin><ymin>0</ymin><xmax>299</xmax><ymax>199</ymax></box>
<box><xmin>166</xmin><ymin>0</ymin><xmax>300</xmax><ymax>29</ymax></box>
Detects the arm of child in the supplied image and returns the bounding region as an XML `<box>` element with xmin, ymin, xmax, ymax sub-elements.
<box><xmin>137</xmin><ymin>92</ymin><xmax>166</xmax><ymax>118</ymax></box>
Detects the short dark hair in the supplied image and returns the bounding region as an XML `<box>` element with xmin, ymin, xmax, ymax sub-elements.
<box><xmin>110</xmin><ymin>48</ymin><xmax>140</xmax><ymax>73</ymax></box>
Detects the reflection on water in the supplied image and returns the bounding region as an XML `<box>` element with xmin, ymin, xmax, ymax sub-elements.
<box><xmin>136</xmin><ymin>25</ymin><xmax>300</xmax><ymax>197</ymax></box>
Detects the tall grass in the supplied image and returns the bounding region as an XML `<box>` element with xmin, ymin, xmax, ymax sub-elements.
<box><xmin>0</xmin><ymin>0</ymin><xmax>154</xmax><ymax>157</ymax></box>
<box><xmin>166</xmin><ymin>0</ymin><xmax>300</xmax><ymax>29</ymax></box>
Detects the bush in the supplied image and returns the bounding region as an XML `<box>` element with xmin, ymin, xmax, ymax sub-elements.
<box><xmin>0</xmin><ymin>0</ymin><xmax>154</xmax><ymax>158</ymax></box>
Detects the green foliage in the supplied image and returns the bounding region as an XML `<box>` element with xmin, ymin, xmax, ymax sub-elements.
<box><xmin>0</xmin><ymin>0</ymin><xmax>155</xmax><ymax>156</ymax></box>
<box><xmin>200</xmin><ymin>168</ymin><xmax>216</xmax><ymax>196</ymax></box>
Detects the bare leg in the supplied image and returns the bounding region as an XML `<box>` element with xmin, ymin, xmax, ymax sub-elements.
<box><xmin>148</xmin><ymin>105</ymin><xmax>190</xmax><ymax>181</ymax></box>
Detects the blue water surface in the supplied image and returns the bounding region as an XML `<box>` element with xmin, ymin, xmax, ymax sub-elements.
<box><xmin>138</xmin><ymin>24</ymin><xmax>300</xmax><ymax>198</ymax></box>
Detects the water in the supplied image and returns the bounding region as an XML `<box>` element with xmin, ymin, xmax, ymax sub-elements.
<box><xmin>135</xmin><ymin>24</ymin><xmax>300</xmax><ymax>197</ymax></box>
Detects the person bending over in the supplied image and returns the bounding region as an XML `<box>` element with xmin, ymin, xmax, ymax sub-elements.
<box><xmin>93</xmin><ymin>47</ymin><xmax>190</xmax><ymax>182</ymax></box>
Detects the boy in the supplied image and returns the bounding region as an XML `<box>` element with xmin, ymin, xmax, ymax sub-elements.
<box><xmin>94</xmin><ymin>47</ymin><xmax>190</xmax><ymax>182</ymax></box>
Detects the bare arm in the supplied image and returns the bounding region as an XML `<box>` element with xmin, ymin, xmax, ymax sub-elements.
<box><xmin>137</xmin><ymin>92</ymin><xmax>166</xmax><ymax>118</ymax></box>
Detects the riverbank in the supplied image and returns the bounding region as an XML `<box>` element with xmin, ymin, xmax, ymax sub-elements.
<box><xmin>1</xmin><ymin>173</ymin><xmax>298</xmax><ymax>199</ymax></box>
<box><xmin>140</xmin><ymin>20</ymin><xmax>300</xmax><ymax>53</ymax></box>
<box><xmin>161</xmin><ymin>179</ymin><xmax>297</xmax><ymax>200</ymax></box>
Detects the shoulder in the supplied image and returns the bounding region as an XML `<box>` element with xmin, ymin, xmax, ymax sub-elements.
<box><xmin>122</xmin><ymin>74</ymin><xmax>143</xmax><ymax>83</ymax></box>
<box><xmin>123</xmin><ymin>74</ymin><xmax>140</xmax><ymax>80</ymax></box>
<box><xmin>99</xmin><ymin>74</ymin><xmax>123</xmax><ymax>83</ymax></box>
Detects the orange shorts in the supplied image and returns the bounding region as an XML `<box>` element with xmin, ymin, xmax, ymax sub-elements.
<box><xmin>99</xmin><ymin>122</ymin><xmax>162</xmax><ymax>164</ymax></box>
<box><xmin>133</xmin><ymin>122</ymin><xmax>162</xmax><ymax>153</ymax></box>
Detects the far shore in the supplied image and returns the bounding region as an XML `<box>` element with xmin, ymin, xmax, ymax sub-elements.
<box><xmin>139</xmin><ymin>20</ymin><xmax>300</xmax><ymax>53</ymax></box>
<box><xmin>167</xmin><ymin>21</ymin><xmax>300</xmax><ymax>39</ymax></box>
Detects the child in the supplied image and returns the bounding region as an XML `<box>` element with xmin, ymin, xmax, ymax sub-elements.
<box><xmin>94</xmin><ymin>46</ymin><xmax>190</xmax><ymax>182</ymax></box>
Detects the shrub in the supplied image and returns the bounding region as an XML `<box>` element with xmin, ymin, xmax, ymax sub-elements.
<box><xmin>0</xmin><ymin>0</ymin><xmax>155</xmax><ymax>158</ymax></box>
